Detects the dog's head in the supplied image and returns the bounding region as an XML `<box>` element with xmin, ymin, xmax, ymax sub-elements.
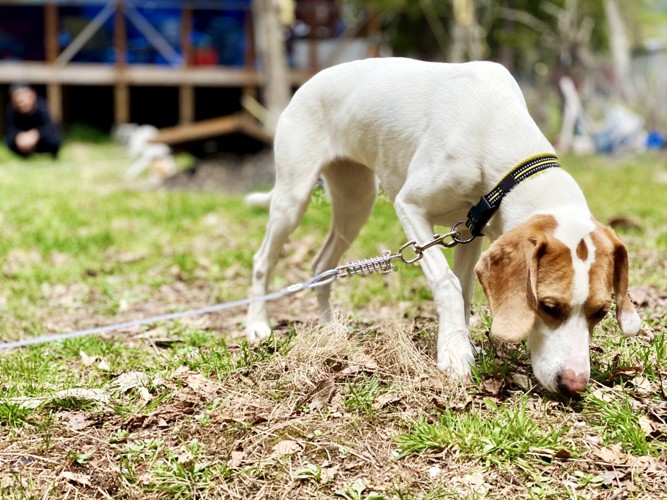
<box><xmin>475</xmin><ymin>214</ymin><xmax>640</xmax><ymax>395</ymax></box>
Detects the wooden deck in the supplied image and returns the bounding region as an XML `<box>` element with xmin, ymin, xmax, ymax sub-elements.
<box><xmin>0</xmin><ymin>61</ymin><xmax>312</xmax><ymax>87</ymax></box>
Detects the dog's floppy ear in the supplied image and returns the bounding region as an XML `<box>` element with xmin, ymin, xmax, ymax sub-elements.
<box><xmin>475</xmin><ymin>227</ymin><xmax>546</xmax><ymax>343</ymax></box>
<box><xmin>600</xmin><ymin>226</ymin><xmax>641</xmax><ymax>337</ymax></box>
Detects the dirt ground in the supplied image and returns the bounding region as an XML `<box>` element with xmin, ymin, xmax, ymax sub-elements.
<box><xmin>164</xmin><ymin>151</ymin><xmax>275</xmax><ymax>194</ymax></box>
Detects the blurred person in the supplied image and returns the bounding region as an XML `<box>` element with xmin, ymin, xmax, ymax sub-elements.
<box><xmin>5</xmin><ymin>83</ymin><xmax>62</xmax><ymax>159</ymax></box>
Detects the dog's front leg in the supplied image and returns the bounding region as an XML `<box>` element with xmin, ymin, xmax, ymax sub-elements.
<box><xmin>394</xmin><ymin>200</ymin><xmax>475</xmax><ymax>379</ymax></box>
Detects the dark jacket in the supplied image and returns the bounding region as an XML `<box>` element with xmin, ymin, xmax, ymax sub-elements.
<box><xmin>5</xmin><ymin>96</ymin><xmax>62</xmax><ymax>156</ymax></box>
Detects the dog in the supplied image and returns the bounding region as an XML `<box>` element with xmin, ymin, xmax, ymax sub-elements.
<box><xmin>114</xmin><ymin>124</ymin><xmax>176</xmax><ymax>183</ymax></box>
<box><xmin>245</xmin><ymin>58</ymin><xmax>641</xmax><ymax>395</ymax></box>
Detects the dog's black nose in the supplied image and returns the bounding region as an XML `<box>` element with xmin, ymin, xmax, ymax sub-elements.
<box><xmin>556</xmin><ymin>370</ymin><xmax>588</xmax><ymax>396</ymax></box>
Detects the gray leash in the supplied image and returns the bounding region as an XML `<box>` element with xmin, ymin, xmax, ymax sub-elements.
<box><xmin>0</xmin><ymin>270</ymin><xmax>338</xmax><ymax>350</ymax></box>
<box><xmin>0</xmin><ymin>224</ymin><xmax>472</xmax><ymax>350</ymax></box>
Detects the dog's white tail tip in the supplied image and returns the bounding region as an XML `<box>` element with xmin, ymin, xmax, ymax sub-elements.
<box><xmin>244</xmin><ymin>191</ymin><xmax>273</xmax><ymax>209</ymax></box>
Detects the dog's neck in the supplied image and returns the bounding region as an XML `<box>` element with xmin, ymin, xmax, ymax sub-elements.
<box><xmin>483</xmin><ymin>168</ymin><xmax>591</xmax><ymax>241</ymax></box>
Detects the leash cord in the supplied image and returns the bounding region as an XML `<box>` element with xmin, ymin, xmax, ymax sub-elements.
<box><xmin>0</xmin><ymin>224</ymin><xmax>473</xmax><ymax>351</ymax></box>
<box><xmin>0</xmin><ymin>270</ymin><xmax>339</xmax><ymax>350</ymax></box>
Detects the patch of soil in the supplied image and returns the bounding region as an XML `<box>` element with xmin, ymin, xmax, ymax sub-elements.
<box><xmin>630</xmin><ymin>285</ymin><xmax>667</xmax><ymax>317</ymax></box>
<box><xmin>164</xmin><ymin>151</ymin><xmax>275</xmax><ymax>193</ymax></box>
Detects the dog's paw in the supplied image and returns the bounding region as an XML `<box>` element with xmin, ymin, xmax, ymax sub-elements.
<box><xmin>245</xmin><ymin>321</ymin><xmax>272</xmax><ymax>343</ymax></box>
<box><xmin>437</xmin><ymin>342</ymin><xmax>475</xmax><ymax>380</ymax></box>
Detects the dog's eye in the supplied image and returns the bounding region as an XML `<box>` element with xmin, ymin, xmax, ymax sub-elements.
<box><xmin>539</xmin><ymin>301</ymin><xmax>561</xmax><ymax>317</ymax></box>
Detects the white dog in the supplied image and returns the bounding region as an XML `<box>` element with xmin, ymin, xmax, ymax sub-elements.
<box><xmin>119</xmin><ymin>124</ymin><xmax>176</xmax><ymax>183</ymax></box>
<box><xmin>246</xmin><ymin>58</ymin><xmax>640</xmax><ymax>395</ymax></box>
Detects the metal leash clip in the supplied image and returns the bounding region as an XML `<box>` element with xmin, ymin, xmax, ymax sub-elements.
<box><xmin>397</xmin><ymin>221</ymin><xmax>476</xmax><ymax>264</ymax></box>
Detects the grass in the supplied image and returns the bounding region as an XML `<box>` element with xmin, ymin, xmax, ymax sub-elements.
<box><xmin>397</xmin><ymin>399</ymin><xmax>568</xmax><ymax>468</ymax></box>
<box><xmin>0</xmin><ymin>140</ymin><xmax>665</xmax><ymax>498</ymax></box>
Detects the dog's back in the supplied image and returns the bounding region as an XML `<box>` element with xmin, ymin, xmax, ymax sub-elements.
<box><xmin>275</xmin><ymin>58</ymin><xmax>551</xmax><ymax>200</ymax></box>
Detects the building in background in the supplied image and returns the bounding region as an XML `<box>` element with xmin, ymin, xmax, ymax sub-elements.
<box><xmin>0</xmin><ymin>0</ymin><xmax>380</xmax><ymax>133</ymax></box>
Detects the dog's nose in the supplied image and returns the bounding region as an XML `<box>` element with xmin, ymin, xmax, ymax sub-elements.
<box><xmin>556</xmin><ymin>369</ymin><xmax>588</xmax><ymax>396</ymax></box>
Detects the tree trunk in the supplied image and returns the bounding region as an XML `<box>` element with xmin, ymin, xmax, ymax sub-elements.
<box><xmin>253</xmin><ymin>0</ymin><xmax>292</xmax><ymax>135</ymax></box>
<box><xmin>603</xmin><ymin>0</ymin><xmax>633</xmax><ymax>99</ymax></box>
<box><xmin>449</xmin><ymin>0</ymin><xmax>486</xmax><ymax>62</ymax></box>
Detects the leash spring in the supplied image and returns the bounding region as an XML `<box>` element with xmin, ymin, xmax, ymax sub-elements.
<box><xmin>336</xmin><ymin>251</ymin><xmax>398</xmax><ymax>277</ymax></box>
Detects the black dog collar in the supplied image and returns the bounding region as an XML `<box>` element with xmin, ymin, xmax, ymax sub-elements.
<box><xmin>465</xmin><ymin>153</ymin><xmax>560</xmax><ymax>237</ymax></box>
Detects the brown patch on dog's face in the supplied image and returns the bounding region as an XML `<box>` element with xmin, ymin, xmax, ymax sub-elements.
<box><xmin>534</xmin><ymin>236</ymin><xmax>574</xmax><ymax>329</ymax></box>
<box><xmin>475</xmin><ymin>214</ymin><xmax>568</xmax><ymax>342</ymax></box>
<box><xmin>583</xmin><ymin>229</ymin><xmax>612</xmax><ymax>332</ymax></box>
<box><xmin>576</xmin><ymin>238</ymin><xmax>588</xmax><ymax>261</ymax></box>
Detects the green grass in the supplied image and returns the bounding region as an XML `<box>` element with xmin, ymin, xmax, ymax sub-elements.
<box><xmin>396</xmin><ymin>399</ymin><xmax>568</xmax><ymax>467</ymax></box>
<box><xmin>0</xmin><ymin>143</ymin><xmax>665</xmax><ymax>498</ymax></box>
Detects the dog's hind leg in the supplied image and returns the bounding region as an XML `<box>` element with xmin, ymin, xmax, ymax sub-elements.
<box><xmin>245</xmin><ymin>143</ymin><xmax>324</xmax><ymax>342</ymax></box>
<box><xmin>311</xmin><ymin>161</ymin><xmax>377</xmax><ymax>324</ymax></box>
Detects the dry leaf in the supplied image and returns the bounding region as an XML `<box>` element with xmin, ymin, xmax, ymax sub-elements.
<box><xmin>114</xmin><ymin>372</ymin><xmax>150</xmax><ymax>393</ymax></box>
<box><xmin>340</xmin><ymin>365</ymin><xmax>362</xmax><ymax>376</ymax></box>
<box><xmin>9</xmin><ymin>396</ymin><xmax>45</xmax><ymax>409</ymax></box>
<box><xmin>428</xmin><ymin>465</ymin><xmax>443</xmax><ymax>478</ymax></box>
<box><xmin>629</xmin><ymin>285</ymin><xmax>667</xmax><ymax>315</ymax></box>
<box><xmin>630</xmin><ymin>376</ymin><xmax>654</xmax><ymax>393</ymax></box>
<box><xmin>97</xmin><ymin>359</ymin><xmax>111</xmax><ymax>371</ymax></box>
<box><xmin>480</xmin><ymin>377</ymin><xmax>505</xmax><ymax>397</ymax></box>
<box><xmin>271</xmin><ymin>440</ymin><xmax>302</xmax><ymax>458</ymax></box>
<box><xmin>592</xmin><ymin>444</ymin><xmax>626</xmax><ymax>465</ymax></box>
<box><xmin>638</xmin><ymin>415</ymin><xmax>654</xmax><ymax>437</ymax></box>
<box><xmin>61</xmin><ymin>411</ymin><xmax>93</xmax><ymax>431</ymax></box>
<box><xmin>431</xmin><ymin>396</ymin><xmax>449</xmax><ymax>410</ymax></box>
<box><xmin>172</xmin><ymin>365</ymin><xmax>190</xmax><ymax>378</ymax></box>
<box><xmin>453</xmin><ymin>471</ymin><xmax>491</xmax><ymax>496</ymax></box>
<box><xmin>510</xmin><ymin>372</ymin><xmax>531</xmax><ymax>390</ymax></box>
<box><xmin>0</xmin><ymin>475</ymin><xmax>16</xmax><ymax>489</ymax></box>
<box><xmin>79</xmin><ymin>350</ymin><xmax>98</xmax><ymax>367</ymax></box>
<box><xmin>229</xmin><ymin>450</ymin><xmax>245</xmax><ymax>468</ymax></box>
<box><xmin>584</xmin><ymin>434</ymin><xmax>600</xmax><ymax>446</ymax></box>
<box><xmin>307</xmin><ymin>376</ymin><xmax>336</xmax><ymax>411</ymax></box>
<box><xmin>340</xmin><ymin>356</ymin><xmax>378</xmax><ymax>376</ymax></box>
<box><xmin>590</xmin><ymin>388</ymin><xmax>615</xmax><ymax>403</ymax></box>
<box><xmin>53</xmin><ymin>388</ymin><xmax>109</xmax><ymax>405</ymax></box>
<box><xmin>372</xmin><ymin>392</ymin><xmax>403</xmax><ymax>410</ymax></box>
<box><xmin>608</xmin><ymin>214</ymin><xmax>642</xmax><ymax>230</ymax></box>
<box><xmin>600</xmin><ymin>470</ymin><xmax>625</xmax><ymax>486</ymax></box>
<box><xmin>138</xmin><ymin>387</ymin><xmax>153</xmax><ymax>403</ymax></box>
<box><xmin>59</xmin><ymin>471</ymin><xmax>91</xmax><ymax>487</ymax></box>
<box><xmin>185</xmin><ymin>373</ymin><xmax>220</xmax><ymax>398</ymax></box>
<box><xmin>320</xmin><ymin>466</ymin><xmax>337</xmax><ymax>484</ymax></box>
<box><xmin>177</xmin><ymin>449</ymin><xmax>194</xmax><ymax>467</ymax></box>
<box><xmin>137</xmin><ymin>472</ymin><xmax>153</xmax><ymax>485</ymax></box>
<box><xmin>627</xmin><ymin>455</ymin><xmax>663</xmax><ymax>472</ymax></box>
<box><xmin>607</xmin><ymin>366</ymin><xmax>644</xmax><ymax>382</ymax></box>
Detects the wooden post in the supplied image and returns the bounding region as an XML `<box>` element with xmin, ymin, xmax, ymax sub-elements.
<box><xmin>113</xmin><ymin>0</ymin><xmax>129</xmax><ymax>125</ymax></box>
<box><xmin>44</xmin><ymin>3</ymin><xmax>63</xmax><ymax>123</ymax></box>
<box><xmin>44</xmin><ymin>3</ymin><xmax>59</xmax><ymax>62</ymax></box>
<box><xmin>244</xmin><ymin>5</ymin><xmax>256</xmax><ymax>70</ymax></box>
<box><xmin>179</xmin><ymin>3</ymin><xmax>194</xmax><ymax>124</ymax></box>
<box><xmin>308</xmin><ymin>31</ymin><xmax>318</xmax><ymax>73</ymax></box>
<box><xmin>367</xmin><ymin>9</ymin><xmax>381</xmax><ymax>58</ymax></box>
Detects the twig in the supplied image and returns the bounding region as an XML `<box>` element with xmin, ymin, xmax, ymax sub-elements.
<box><xmin>0</xmin><ymin>452</ymin><xmax>60</xmax><ymax>464</ymax></box>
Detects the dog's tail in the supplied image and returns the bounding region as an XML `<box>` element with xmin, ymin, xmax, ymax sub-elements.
<box><xmin>244</xmin><ymin>190</ymin><xmax>273</xmax><ymax>209</ymax></box>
